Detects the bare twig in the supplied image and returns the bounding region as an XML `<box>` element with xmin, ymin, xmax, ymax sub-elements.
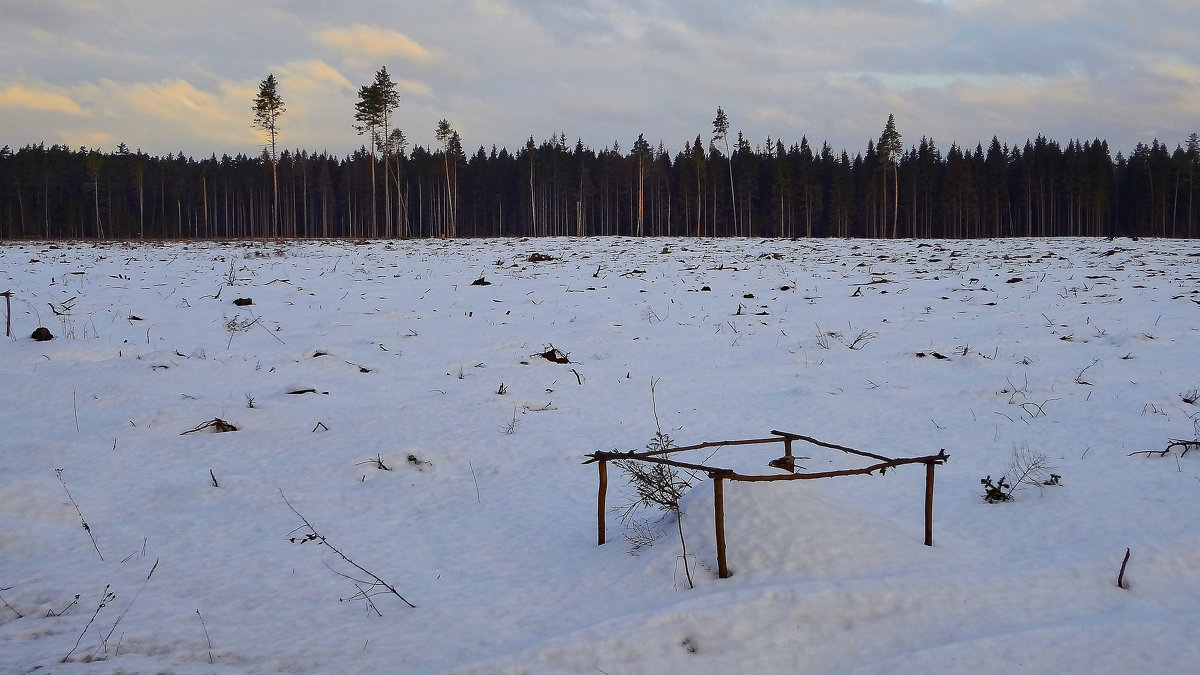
<box><xmin>196</xmin><ymin>609</ymin><xmax>214</xmax><ymax>664</ymax></box>
<box><xmin>55</xmin><ymin>469</ymin><xmax>103</xmax><ymax>560</ymax></box>
<box><xmin>355</xmin><ymin>454</ymin><xmax>391</xmax><ymax>471</ymax></box>
<box><xmin>181</xmin><ymin>418</ymin><xmax>238</xmax><ymax>435</ymax></box>
<box><xmin>352</xmin><ymin>583</ymin><xmax>383</xmax><ymax>617</ymax></box>
<box><xmin>47</xmin><ymin>594</ymin><xmax>80</xmax><ymax>617</ymax></box>
<box><xmin>499</xmin><ymin>405</ymin><xmax>519</xmax><ymax>434</ymax></box>
<box><xmin>469</xmin><ymin>462</ymin><xmax>481</xmax><ymax>503</ymax></box>
<box><xmin>814</xmin><ymin>324</ymin><xmax>831</xmax><ymax>349</ymax></box>
<box><xmin>0</xmin><ymin>587</ymin><xmax>22</xmax><ymax>618</ymax></box>
<box><xmin>1074</xmin><ymin>358</ymin><xmax>1100</xmax><ymax>385</ymax></box>
<box><xmin>1007</xmin><ymin>445</ymin><xmax>1054</xmax><ymax>492</ymax></box>
<box><xmin>92</xmin><ymin>559</ymin><xmax>158</xmax><ymax>659</ymax></box>
<box><xmin>846</xmin><ymin>329</ymin><xmax>878</xmax><ymax>350</ymax></box>
<box><xmin>63</xmin><ymin>584</ymin><xmax>114</xmax><ymax>662</ymax></box>
<box><xmin>279</xmin><ymin>490</ymin><xmax>415</xmax><ymax>609</ymax></box>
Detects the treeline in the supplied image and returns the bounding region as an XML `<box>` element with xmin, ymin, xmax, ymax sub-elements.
<box><xmin>1</xmin><ymin>129</ymin><xmax>1197</xmax><ymax>240</ymax></box>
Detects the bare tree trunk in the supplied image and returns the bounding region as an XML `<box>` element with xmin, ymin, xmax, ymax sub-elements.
<box><xmin>94</xmin><ymin>174</ymin><xmax>103</xmax><ymax>239</ymax></box>
<box><xmin>202</xmin><ymin>176</ymin><xmax>208</xmax><ymax>237</ymax></box>
<box><xmin>370</xmin><ymin>151</ymin><xmax>377</xmax><ymax>238</ymax></box>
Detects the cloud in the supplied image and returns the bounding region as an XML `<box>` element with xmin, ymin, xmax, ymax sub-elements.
<box><xmin>275</xmin><ymin>59</ymin><xmax>355</xmax><ymax>93</ymax></box>
<box><xmin>314</xmin><ymin>25</ymin><xmax>434</xmax><ymax>64</ymax></box>
<box><xmin>59</xmin><ymin>129</ymin><xmax>113</xmax><ymax>150</ymax></box>
<box><xmin>395</xmin><ymin>78</ymin><xmax>434</xmax><ymax>98</ymax></box>
<box><xmin>123</xmin><ymin>79</ymin><xmax>235</xmax><ymax>124</ymax></box>
<box><xmin>27</xmin><ymin>28</ymin><xmax>107</xmax><ymax>59</ymax></box>
<box><xmin>0</xmin><ymin>85</ymin><xmax>85</xmax><ymax>115</ymax></box>
<box><xmin>1</xmin><ymin>1</ymin><xmax>1195</xmax><ymax>158</ymax></box>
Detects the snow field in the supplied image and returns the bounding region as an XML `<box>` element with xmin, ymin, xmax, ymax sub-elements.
<box><xmin>1</xmin><ymin>236</ymin><xmax>1198</xmax><ymax>673</ymax></box>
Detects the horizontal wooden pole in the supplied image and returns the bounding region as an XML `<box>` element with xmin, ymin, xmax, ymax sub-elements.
<box><xmin>585</xmin><ymin>451</ymin><xmax>734</xmax><ymax>476</ymax></box>
<box><xmin>772</xmin><ymin>431</ymin><xmax>894</xmax><ymax>463</ymax></box>
<box><xmin>726</xmin><ymin>452</ymin><xmax>947</xmax><ymax>482</ymax></box>
<box><xmin>583</xmin><ymin>435</ymin><xmax>788</xmax><ymax>464</ymax></box>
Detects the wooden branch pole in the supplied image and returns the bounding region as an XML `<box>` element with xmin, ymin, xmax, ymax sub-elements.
<box><xmin>597</xmin><ymin>460</ymin><xmax>607</xmax><ymax>546</ymax></box>
<box><xmin>714</xmin><ymin>476</ymin><xmax>728</xmax><ymax>578</ymax></box>
<box><xmin>924</xmin><ymin>461</ymin><xmax>935</xmax><ymax>546</ymax></box>
<box><xmin>2</xmin><ymin>291</ymin><xmax>11</xmax><ymax>338</ymax></box>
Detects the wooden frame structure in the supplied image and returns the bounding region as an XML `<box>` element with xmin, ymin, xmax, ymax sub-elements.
<box><xmin>584</xmin><ymin>430</ymin><xmax>948</xmax><ymax>579</ymax></box>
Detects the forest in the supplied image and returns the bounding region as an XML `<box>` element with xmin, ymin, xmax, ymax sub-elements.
<box><xmin>1</xmin><ymin>116</ymin><xmax>1198</xmax><ymax>241</ymax></box>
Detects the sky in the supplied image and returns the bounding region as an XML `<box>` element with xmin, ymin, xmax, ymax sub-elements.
<box><xmin>1</xmin><ymin>0</ymin><xmax>1197</xmax><ymax>160</ymax></box>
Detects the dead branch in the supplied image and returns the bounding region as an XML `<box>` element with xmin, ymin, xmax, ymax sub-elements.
<box><xmin>181</xmin><ymin>418</ymin><xmax>238</xmax><ymax>435</ymax></box>
<box><xmin>279</xmin><ymin>490</ymin><xmax>415</xmax><ymax>609</ymax></box>
<box><xmin>1129</xmin><ymin>440</ymin><xmax>1200</xmax><ymax>458</ymax></box>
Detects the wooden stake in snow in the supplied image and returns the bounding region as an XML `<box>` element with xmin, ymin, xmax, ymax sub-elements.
<box><xmin>597</xmin><ymin>460</ymin><xmax>607</xmax><ymax>546</ymax></box>
<box><xmin>714</xmin><ymin>476</ymin><xmax>728</xmax><ymax>579</ymax></box>
<box><xmin>924</xmin><ymin>461</ymin><xmax>936</xmax><ymax>547</ymax></box>
<box><xmin>2</xmin><ymin>290</ymin><xmax>11</xmax><ymax>337</ymax></box>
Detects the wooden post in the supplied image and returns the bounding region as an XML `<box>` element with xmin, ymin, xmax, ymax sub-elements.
<box><xmin>2</xmin><ymin>291</ymin><xmax>11</xmax><ymax>338</ymax></box>
<box><xmin>597</xmin><ymin>460</ymin><xmax>607</xmax><ymax>546</ymax></box>
<box><xmin>714</xmin><ymin>476</ymin><xmax>728</xmax><ymax>578</ymax></box>
<box><xmin>924</xmin><ymin>461</ymin><xmax>935</xmax><ymax>547</ymax></box>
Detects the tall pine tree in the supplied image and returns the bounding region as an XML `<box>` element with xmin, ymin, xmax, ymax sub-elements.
<box><xmin>252</xmin><ymin>74</ymin><xmax>285</xmax><ymax>237</ymax></box>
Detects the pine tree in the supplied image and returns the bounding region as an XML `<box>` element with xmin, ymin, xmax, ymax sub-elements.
<box><xmin>878</xmin><ymin>114</ymin><xmax>902</xmax><ymax>237</ymax></box>
<box><xmin>632</xmin><ymin>133</ymin><xmax>651</xmax><ymax>236</ymax></box>
<box><xmin>1186</xmin><ymin>132</ymin><xmax>1199</xmax><ymax>238</ymax></box>
<box><xmin>385</xmin><ymin>128</ymin><xmax>409</xmax><ymax>237</ymax></box>
<box><xmin>85</xmin><ymin>149</ymin><xmax>103</xmax><ymax>239</ymax></box>
<box><xmin>435</xmin><ymin>119</ymin><xmax>459</xmax><ymax>237</ymax></box>
<box><xmin>371</xmin><ymin>68</ymin><xmax>401</xmax><ymax>237</ymax></box>
<box><xmin>712</xmin><ymin>106</ymin><xmax>735</xmax><ymax>236</ymax></box>
<box><xmin>252</xmin><ymin>74</ymin><xmax>285</xmax><ymax>237</ymax></box>
<box><xmin>354</xmin><ymin>80</ymin><xmax>384</xmax><ymax>237</ymax></box>
<box><xmin>690</xmin><ymin>135</ymin><xmax>705</xmax><ymax>237</ymax></box>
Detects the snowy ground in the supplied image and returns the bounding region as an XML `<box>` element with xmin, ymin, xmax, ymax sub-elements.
<box><xmin>1</xmin><ymin>236</ymin><xmax>1198</xmax><ymax>674</ymax></box>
